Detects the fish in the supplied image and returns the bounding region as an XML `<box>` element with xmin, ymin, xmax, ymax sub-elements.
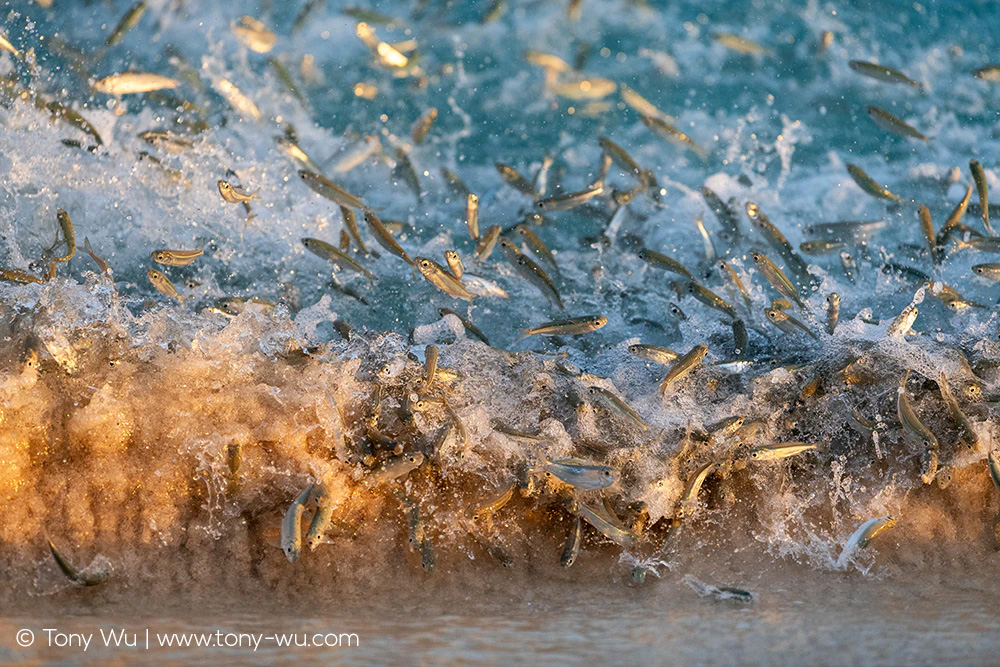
<box><xmin>213</xmin><ymin>78</ymin><xmax>261</xmax><ymax>120</ymax></box>
<box><xmin>598</xmin><ymin>136</ymin><xmax>646</xmax><ymax>183</ymax></box>
<box><xmin>440</xmin><ymin>308</ymin><xmax>490</xmax><ymax>345</ymax></box>
<box><xmin>799</xmin><ymin>240</ymin><xmax>846</xmax><ymax>255</ymax></box>
<box><xmin>970</xmin><ymin>159</ymin><xmax>993</xmax><ymax>235</ymax></box>
<box><xmin>298</xmin><ymin>170</ymin><xmax>366</xmax><ymax>209</ymax></box>
<box><xmin>717</xmin><ymin>260</ymin><xmax>753</xmax><ymax>315</ymax></box>
<box><xmin>524</xmin><ymin>315</ymin><xmax>607</xmax><ymax>337</ymax></box>
<box><xmin>281</xmin><ymin>484</ymin><xmax>314</xmax><ymax>563</ymax></box>
<box><xmin>619</xmin><ymin>85</ymin><xmax>673</xmax><ymax>123</ymax></box>
<box><xmin>918</xmin><ymin>205</ymin><xmax>937</xmax><ymax>263</ymax></box>
<box><xmin>364</xmin><ymin>211</ymin><xmax>413</xmax><ymax>265</ymax></box>
<box><xmin>151</xmin><ymin>249</ymin><xmax>203</xmax><ymax>267</ymax></box>
<box><xmin>105</xmin><ymin>1</ymin><xmax>147</xmax><ymax>48</ymax></box>
<box><xmin>524</xmin><ymin>50</ymin><xmax>572</xmax><ymax>73</ymax></box>
<box><xmin>500</xmin><ymin>239</ymin><xmax>564</xmax><ymax>309</ymax></box>
<box><xmin>588</xmin><ymin>386</ymin><xmax>649</xmax><ymax>430</ymax></box>
<box><xmin>147</xmin><ymin>269</ymin><xmax>183</xmax><ymax>303</ymax></box>
<box><xmin>713</xmin><ymin>32</ymin><xmax>773</xmax><ymax>57</ymax></box>
<box><xmin>468</xmin><ymin>483</ymin><xmax>516</xmax><ymax>519</ymax></box>
<box><xmin>744</xmin><ymin>202</ymin><xmax>814</xmax><ymax>288</ymax></box>
<box><xmin>848</xmin><ymin>60</ymin><xmax>922</xmax><ymax>90</ymax></box>
<box><xmin>340</xmin><ymin>207</ymin><xmax>369</xmax><ymax>254</ymax></box>
<box><xmin>886</xmin><ymin>305</ymin><xmax>918</xmax><ymax>337</ymax></box>
<box><xmin>439</xmin><ymin>167</ymin><xmax>470</xmax><ymax>197</ymax></box>
<box><xmin>232</xmin><ymin>16</ymin><xmax>276</xmax><ymax>54</ymax></box>
<box><xmin>836</xmin><ymin>516</ymin><xmax>897</xmax><ymax>569</ymax></box>
<box><xmin>936</xmin><ymin>185</ymin><xmax>973</xmax><ymax>244</ymax></box>
<box><xmin>684</xmin><ymin>281</ymin><xmax>737</xmax><ymax>319</ymax></box>
<box><xmin>826</xmin><ymin>293</ymin><xmax>840</xmax><ymax>335</ymax></box>
<box><xmin>550</xmin><ymin>77</ymin><xmax>617</xmax><ymax>100</ymax></box>
<box><xmin>659</xmin><ymin>344</ymin><xmax>708</xmax><ymax>394</ymax></box>
<box><xmin>495</xmin><ymin>162</ymin><xmax>538</xmax><ymax>197</ymax></box>
<box><xmin>218</xmin><ymin>179</ymin><xmax>257</xmax><ymax>204</ymax></box>
<box><xmin>937</xmin><ymin>372</ymin><xmax>979</xmax><ymax>449</ymax></box>
<box><xmin>640</xmin><ymin>115</ymin><xmax>707</xmax><ymax>160</ymax></box>
<box><xmin>514</xmin><ymin>225</ymin><xmax>559</xmax><ymax>275</ymax></box>
<box><xmin>989</xmin><ymin>451</ymin><xmax>1000</xmax><ymax>494</ymax></box>
<box><xmin>973</xmin><ymin>65</ymin><xmax>1000</xmax><ymax>82</ymax></box>
<box><xmin>750</xmin><ymin>251</ymin><xmax>806</xmax><ymax>309</ymax></box>
<box><xmin>371</xmin><ymin>452</ymin><xmax>424</xmax><ymax>484</ymax></box>
<box><xmin>846</xmin><ymin>163</ymin><xmax>902</xmax><ymax>202</ymax></box>
<box><xmin>544</xmin><ymin>458</ymin><xmax>618</xmax><ymax>490</ymax></box>
<box><xmin>411</xmin><ymin>107</ymin><xmax>438</xmax><ymax>144</ymax></box>
<box><xmin>269</xmin><ymin>57</ymin><xmax>309</xmax><ymax>109</ymax></box>
<box><xmin>48</xmin><ymin>540</ymin><xmax>109</xmax><ymax>586</ymax></box>
<box><xmin>953</xmin><ymin>236</ymin><xmax>1000</xmax><ymax>253</ymax></box>
<box><xmin>804</xmin><ymin>219</ymin><xmax>888</xmax><ymax>240</ymax></box>
<box><xmin>536</xmin><ymin>183</ymin><xmax>604</xmax><ymax>211</ymax></box>
<box><xmin>628</xmin><ymin>343</ymin><xmax>678</xmax><ymax>366</ymax></box>
<box><xmin>749</xmin><ymin>442</ymin><xmax>818</xmax><ymax>461</ymax></box>
<box><xmin>305</xmin><ymin>483</ymin><xmax>336</xmax><ymax>551</ymax></box>
<box><xmin>676</xmin><ymin>461</ymin><xmax>716</xmax><ymax>516</ymax></box>
<box><xmin>302</xmin><ymin>238</ymin><xmax>375</xmax><ymax>279</ymax></box>
<box><xmin>765</xmin><ymin>308</ymin><xmax>817</xmax><ymax>339</ymax></box>
<box><xmin>84</xmin><ymin>237</ymin><xmax>113</xmax><ymax>282</ymax></box>
<box><xmin>702</xmin><ymin>188</ymin><xmax>741</xmax><ymax>239</ymax></box>
<box><xmin>972</xmin><ymin>263</ymin><xmax>1000</xmax><ymax>280</ymax></box>
<box><xmin>465</xmin><ymin>193</ymin><xmax>480</xmax><ymax>240</ymax></box>
<box><xmin>866</xmin><ymin>106</ymin><xmax>929</xmax><ymax>141</ymax></box>
<box><xmin>898</xmin><ymin>370</ymin><xmax>940</xmax><ymax>455</ymax></box>
<box><xmin>444</xmin><ymin>250</ymin><xmax>464</xmax><ymax>279</ymax></box>
<box><xmin>416</xmin><ymin>257</ymin><xmax>476</xmax><ymax>301</ymax></box>
<box><xmin>93</xmin><ymin>71</ymin><xmax>179</xmax><ymax>95</ymax></box>
<box><xmin>53</xmin><ymin>209</ymin><xmax>76</xmax><ymax>263</ymax></box>
<box><xmin>575</xmin><ymin>500</ymin><xmax>638</xmax><ymax>549</ymax></box>
<box><xmin>0</xmin><ymin>33</ymin><xmax>20</xmax><ymax>60</ymax></box>
<box><xmin>476</xmin><ymin>225</ymin><xmax>502</xmax><ymax>262</ymax></box>
<box><xmin>639</xmin><ymin>249</ymin><xmax>693</xmax><ymax>280</ymax></box>
<box><xmin>561</xmin><ymin>516</ymin><xmax>582</xmax><ymax>567</ymax></box>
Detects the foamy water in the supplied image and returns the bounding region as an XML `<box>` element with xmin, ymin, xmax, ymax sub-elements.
<box><xmin>2</xmin><ymin>0</ymin><xmax>1000</xmax><ymax>662</ymax></box>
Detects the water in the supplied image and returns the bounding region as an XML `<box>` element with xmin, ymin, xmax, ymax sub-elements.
<box><xmin>2</xmin><ymin>0</ymin><xmax>1000</xmax><ymax>663</ymax></box>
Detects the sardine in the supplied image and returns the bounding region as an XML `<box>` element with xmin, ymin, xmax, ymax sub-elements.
<box><xmin>371</xmin><ymin>452</ymin><xmax>424</xmax><ymax>484</ymax></box>
<box><xmin>751</xmin><ymin>251</ymin><xmax>806</xmax><ymax>309</ymax></box>
<box><xmin>836</xmin><ymin>515</ymin><xmax>897</xmax><ymax>569</ymax></box>
<box><xmin>476</xmin><ymin>224</ymin><xmax>501</xmax><ymax>261</ymax></box>
<box><xmin>299</xmin><ymin>169</ymin><xmax>366</xmax><ymax>209</ymax></box>
<box><xmin>444</xmin><ymin>250</ymin><xmax>464</xmax><ymax>279</ymax></box>
<box><xmin>466</xmin><ymin>193</ymin><xmax>480</xmax><ymax>240</ymax></box>
<box><xmin>970</xmin><ymin>159</ymin><xmax>993</xmax><ymax>235</ymax></box>
<box><xmin>639</xmin><ymin>249</ymin><xmax>693</xmax><ymax>280</ymax></box>
<box><xmin>588</xmin><ymin>386</ymin><xmax>649</xmax><ymax>430</ymax></box>
<box><xmin>641</xmin><ymin>115</ymin><xmax>707</xmax><ymax>160</ymax></box>
<box><xmin>765</xmin><ymin>308</ymin><xmax>817</xmax><ymax>339</ymax></box>
<box><xmin>846</xmin><ymin>163</ymin><xmax>902</xmax><ymax>202</ymax></box>
<box><xmin>713</xmin><ymin>32</ymin><xmax>773</xmax><ymax>57</ymax></box>
<box><xmin>305</xmin><ymin>483</ymin><xmax>336</xmax><ymax>551</ymax></box>
<box><xmin>525</xmin><ymin>315</ymin><xmax>607</xmax><ymax>336</ymax></box>
<box><xmin>685</xmin><ymin>281</ymin><xmax>737</xmax><ymax>319</ymax></box>
<box><xmin>659</xmin><ymin>344</ymin><xmax>708</xmax><ymax>394</ymax></box>
<box><xmin>849</xmin><ymin>60</ymin><xmax>922</xmax><ymax>90</ymax></box>
<box><xmin>561</xmin><ymin>516</ymin><xmax>582</xmax><ymax>567</ymax></box>
<box><xmin>500</xmin><ymin>239</ymin><xmax>564</xmax><ymax>309</ymax></box>
<box><xmin>218</xmin><ymin>179</ymin><xmax>257</xmax><ymax>204</ymax></box>
<box><xmin>281</xmin><ymin>484</ymin><xmax>314</xmax><ymax>563</ymax></box>
<box><xmin>937</xmin><ymin>372</ymin><xmax>979</xmax><ymax>449</ymax></box>
<box><xmin>439</xmin><ymin>307</ymin><xmax>490</xmax><ymax>345</ymax></box>
<box><xmin>93</xmin><ymin>72</ymin><xmax>178</xmax><ymax>95</ymax></box>
<box><xmin>411</xmin><ymin>107</ymin><xmax>437</xmax><ymax>144</ymax></box>
<box><xmin>147</xmin><ymin>269</ymin><xmax>183</xmax><ymax>303</ymax></box>
<box><xmin>628</xmin><ymin>343</ymin><xmax>678</xmax><ymax>366</ymax></box>
<box><xmin>826</xmin><ymin>293</ymin><xmax>840</xmax><ymax>335</ymax></box>
<box><xmin>544</xmin><ymin>458</ymin><xmax>618</xmax><ymax>490</ymax></box>
<box><xmin>495</xmin><ymin>162</ymin><xmax>538</xmax><ymax>197</ymax></box>
<box><xmin>866</xmin><ymin>106</ymin><xmax>929</xmax><ymax>141</ymax></box>
<box><xmin>151</xmin><ymin>249</ymin><xmax>203</xmax><ymax>266</ymax></box>
<box><xmin>749</xmin><ymin>442</ymin><xmax>818</xmax><ymax>461</ymax></box>
<box><xmin>536</xmin><ymin>183</ymin><xmax>604</xmax><ymax>211</ymax></box>
<box><xmin>416</xmin><ymin>257</ymin><xmax>476</xmax><ymax>301</ymax></box>
<box><xmin>105</xmin><ymin>1</ymin><xmax>147</xmax><ymax>48</ymax></box>
<box><xmin>302</xmin><ymin>238</ymin><xmax>375</xmax><ymax>279</ymax></box>
<box><xmin>48</xmin><ymin>540</ymin><xmax>109</xmax><ymax>586</ymax></box>
<box><xmin>897</xmin><ymin>369</ymin><xmax>940</xmax><ymax>452</ymax></box>
<box><xmin>365</xmin><ymin>211</ymin><xmax>413</xmax><ymax>265</ymax></box>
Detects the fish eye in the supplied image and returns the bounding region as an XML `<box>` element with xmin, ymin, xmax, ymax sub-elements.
<box><xmin>603</xmin><ymin>470</ymin><xmax>612</xmax><ymax>478</ymax></box>
<box><xmin>420</xmin><ymin>259</ymin><xmax>431</xmax><ymax>268</ymax></box>
<box><xmin>593</xmin><ymin>318</ymin><xmax>603</xmax><ymax>325</ymax></box>
<box><xmin>751</xmin><ymin>253</ymin><xmax>760</xmax><ymax>261</ymax></box>
<box><xmin>750</xmin><ymin>450</ymin><xmax>759</xmax><ymax>458</ymax></box>
<box><xmin>767</xmin><ymin>311</ymin><xmax>777</xmax><ymax>320</ymax></box>
<box><xmin>975</xmin><ymin>267</ymin><xmax>984</xmax><ymax>274</ymax></box>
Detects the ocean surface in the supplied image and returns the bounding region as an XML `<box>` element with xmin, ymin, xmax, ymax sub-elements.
<box><xmin>1</xmin><ymin>0</ymin><xmax>1000</xmax><ymax>663</ymax></box>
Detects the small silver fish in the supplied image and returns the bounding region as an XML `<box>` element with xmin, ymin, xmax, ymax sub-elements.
<box><xmin>544</xmin><ymin>458</ymin><xmax>619</xmax><ymax>490</ymax></box>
